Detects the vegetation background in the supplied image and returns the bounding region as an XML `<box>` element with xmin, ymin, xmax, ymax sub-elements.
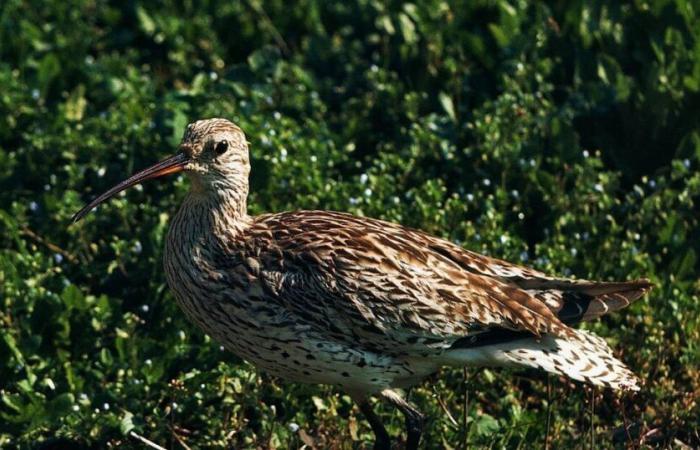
<box><xmin>1</xmin><ymin>0</ymin><xmax>699</xmax><ymax>448</ymax></box>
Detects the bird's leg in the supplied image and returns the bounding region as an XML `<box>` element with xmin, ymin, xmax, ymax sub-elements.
<box><xmin>381</xmin><ymin>389</ymin><xmax>424</xmax><ymax>450</ymax></box>
<box><xmin>356</xmin><ymin>399</ymin><xmax>391</xmax><ymax>450</ymax></box>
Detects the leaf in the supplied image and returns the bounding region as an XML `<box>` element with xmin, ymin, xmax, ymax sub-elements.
<box><xmin>48</xmin><ymin>393</ymin><xmax>75</xmax><ymax>419</ymax></box>
<box><xmin>2</xmin><ymin>393</ymin><xmax>23</xmax><ymax>413</ymax></box>
<box><xmin>675</xmin><ymin>248</ymin><xmax>696</xmax><ymax>278</ymax></box>
<box><xmin>247</xmin><ymin>46</ymin><xmax>281</xmax><ymax>73</ymax></box>
<box><xmin>65</xmin><ymin>85</ymin><xmax>87</xmax><ymax>121</ymax></box>
<box><xmin>311</xmin><ymin>396</ymin><xmax>326</xmax><ymax>411</ymax></box>
<box><xmin>439</xmin><ymin>92</ymin><xmax>456</xmax><ymax>122</ymax></box>
<box><xmin>38</xmin><ymin>53</ymin><xmax>60</xmax><ymax>96</ymax></box>
<box><xmin>378</xmin><ymin>15</ymin><xmax>395</xmax><ymax>35</ymax></box>
<box><xmin>168</xmin><ymin>107</ymin><xmax>189</xmax><ymax>147</ymax></box>
<box><xmin>62</xmin><ymin>284</ymin><xmax>87</xmax><ymax>311</ymax></box>
<box><xmin>136</xmin><ymin>5</ymin><xmax>156</xmax><ymax>35</ymax></box>
<box><xmin>100</xmin><ymin>348</ymin><xmax>113</xmax><ymax>366</ymax></box>
<box><xmin>399</xmin><ymin>13</ymin><xmax>417</xmax><ymax>43</ymax></box>
<box><xmin>474</xmin><ymin>413</ymin><xmax>500</xmax><ymax>436</ymax></box>
<box><xmin>488</xmin><ymin>23</ymin><xmax>509</xmax><ymax>47</ymax></box>
<box><xmin>120</xmin><ymin>411</ymin><xmax>135</xmax><ymax>435</ymax></box>
<box><xmin>2</xmin><ymin>333</ymin><xmax>27</xmax><ymax>368</ymax></box>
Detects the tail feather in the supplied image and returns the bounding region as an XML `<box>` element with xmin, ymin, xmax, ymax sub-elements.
<box><xmin>444</xmin><ymin>278</ymin><xmax>649</xmax><ymax>390</ymax></box>
<box><xmin>526</xmin><ymin>278</ymin><xmax>653</xmax><ymax>324</ymax></box>
<box><xmin>446</xmin><ymin>329</ymin><xmax>640</xmax><ymax>391</ymax></box>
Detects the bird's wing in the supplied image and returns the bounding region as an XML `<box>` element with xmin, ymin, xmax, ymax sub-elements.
<box><xmin>404</xmin><ymin>229</ymin><xmax>652</xmax><ymax>324</ymax></box>
<box><xmin>247</xmin><ymin>210</ymin><xmax>599</xmax><ymax>352</ymax></box>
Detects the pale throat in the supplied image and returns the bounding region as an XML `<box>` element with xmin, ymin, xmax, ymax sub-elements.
<box><xmin>184</xmin><ymin>171</ymin><xmax>251</xmax><ymax>231</ymax></box>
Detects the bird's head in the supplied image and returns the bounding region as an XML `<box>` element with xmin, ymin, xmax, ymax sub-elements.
<box><xmin>72</xmin><ymin>118</ymin><xmax>249</xmax><ymax>222</ymax></box>
<box><xmin>179</xmin><ymin>118</ymin><xmax>250</xmax><ymax>189</ymax></box>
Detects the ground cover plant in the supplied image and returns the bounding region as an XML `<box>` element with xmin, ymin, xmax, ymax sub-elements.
<box><xmin>1</xmin><ymin>0</ymin><xmax>699</xmax><ymax>448</ymax></box>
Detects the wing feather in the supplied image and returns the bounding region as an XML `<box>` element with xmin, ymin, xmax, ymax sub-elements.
<box><xmin>250</xmin><ymin>211</ymin><xmax>578</xmax><ymax>352</ymax></box>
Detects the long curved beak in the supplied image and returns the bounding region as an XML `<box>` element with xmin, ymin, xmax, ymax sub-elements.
<box><xmin>71</xmin><ymin>152</ymin><xmax>190</xmax><ymax>223</ymax></box>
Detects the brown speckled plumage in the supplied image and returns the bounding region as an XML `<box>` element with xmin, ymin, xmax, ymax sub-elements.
<box><xmin>75</xmin><ymin>118</ymin><xmax>652</xmax><ymax>450</ymax></box>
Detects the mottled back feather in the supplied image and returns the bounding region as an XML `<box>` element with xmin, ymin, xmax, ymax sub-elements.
<box><xmin>227</xmin><ymin>210</ymin><xmax>650</xmax><ymax>353</ymax></box>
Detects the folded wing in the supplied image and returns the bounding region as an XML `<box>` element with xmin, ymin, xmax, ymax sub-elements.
<box><xmin>248</xmin><ymin>211</ymin><xmax>650</xmax><ymax>355</ymax></box>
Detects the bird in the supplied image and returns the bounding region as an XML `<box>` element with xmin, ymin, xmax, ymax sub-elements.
<box><xmin>73</xmin><ymin>118</ymin><xmax>652</xmax><ymax>449</ymax></box>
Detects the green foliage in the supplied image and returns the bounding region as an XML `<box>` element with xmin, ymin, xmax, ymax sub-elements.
<box><xmin>1</xmin><ymin>0</ymin><xmax>699</xmax><ymax>448</ymax></box>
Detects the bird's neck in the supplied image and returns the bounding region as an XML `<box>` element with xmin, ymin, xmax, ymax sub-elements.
<box><xmin>184</xmin><ymin>179</ymin><xmax>251</xmax><ymax>233</ymax></box>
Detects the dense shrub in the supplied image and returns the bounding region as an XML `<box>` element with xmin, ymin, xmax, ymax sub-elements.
<box><xmin>1</xmin><ymin>0</ymin><xmax>698</xmax><ymax>448</ymax></box>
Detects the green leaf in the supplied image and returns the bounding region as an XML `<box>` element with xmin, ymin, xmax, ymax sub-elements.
<box><xmin>474</xmin><ymin>413</ymin><xmax>500</xmax><ymax>436</ymax></box>
<box><xmin>439</xmin><ymin>92</ymin><xmax>456</xmax><ymax>122</ymax></box>
<box><xmin>62</xmin><ymin>284</ymin><xmax>87</xmax><ymax>311</ymax></box>
<box><xmin>2</xmin><ymin>393</ymin><xmax>23</xmax><ymax>413</ymax></box>
<box><xmin>120</xmin><ymin>411</ymin><xmax>135</xmax><ymax>435</ymax></box>
<box><xmin>65</xmin><ymin>85</ymin><xmax>87</xmax><ymax>122</ymax></box>
<box><xmin>136</xmin><ymin>6</ymin><xmax>156</xmax><ymax>35</ymax></box>
<box><xmin>47</xmin><ymin>393</ymin><xmax>74</xmax><ymax>420</ymax></box>
<box><xmin>399</xmin><ymin>13</ymin><xmax>417</xmax><ymax>43</ymax></box>
<box><xmin>675</xmin><ymin>249</ymin><xmax>696</xmax><ymax>278</ymax></box>
<box><xmin>37</xmin><ymin>53</ymin><xmax>60</xmax><ymax>96</ymax></box>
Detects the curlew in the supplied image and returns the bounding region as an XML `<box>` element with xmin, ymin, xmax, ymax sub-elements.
<box><xmin>73</xmin><ymin>118</ymin><xmax>651</xmax><ymax>449</ymax></box>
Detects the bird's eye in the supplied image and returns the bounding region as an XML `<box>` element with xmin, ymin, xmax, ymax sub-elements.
<box><xmin>214</xmin><ymin>140</ymin><xmax>229</xmax><ymax>155</ymax></box>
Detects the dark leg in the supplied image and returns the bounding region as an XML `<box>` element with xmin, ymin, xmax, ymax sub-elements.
<box><xmin>357</xmin><ymin>399</ymin><xmax>391</xmax><ymax>450</ymax></box>
<box><xmin>381</xmin><ymin>389</ymin><xmax>424</xmax><ymax>450</ymax></box>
